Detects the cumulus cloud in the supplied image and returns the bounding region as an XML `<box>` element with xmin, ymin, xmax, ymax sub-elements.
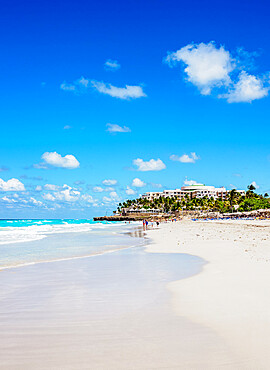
<box><xmin>109</xmin><ymin>191</ymin><xmax>119</xmax><ymax>200</ymax></box>
<box><xmin>222</xmin><ymin>71</ymin><xmax>269</xmax><ymax>103</ymax></box>
<box><xmin>106</xmin><ymin>123</ymin><xmax>131</xmax><ymax>133</ymax></box>
<box><xmin>104</xmin><ymin>59</ymin><xmax>121</xmax><ymax>71</ymax></box>
<box><xmin>126</xmin><ymin>186</ymin><xmax>136</xmax><ymax>195</ymax></box>
<box><xmin>0</xmin><ymin>178</ymin><xmax>25</xmax><ymax>191</ymax></box>
<box><xmin>132</xmin><ymin>178</ymin><xmax>146</xmax><ymax>187</ymax></box>
<box><xmin>170</xmin><ymin>152</ymin><xmax>199</xmax><ymax>163</ymax></box>
<box><xmin>165</xmin><ymin>42</ymin><xmax>233</xmax><ymax>95</ymax></box>
<box><xmin>43</xmin><ymin>184</ymin><xmax>80</xmax><ymax>202</ymax></box>
<box><xmin>103</xmin><ymin>191</ymin><xmax>120</xmax><ymax>203</ymax></box>
<box><xmin>93</xmin><ymin>186</ymin><xmax>104</xmax><ymax>193</ymax></box>
<box><xmin>42</xmin><ymin>193</ymin><xmax>55</xmax><ymax>201</ymax></box>
<box><xmin>165</xmin><ymin>41</ymin><xmax>270</xmax><ymax>103</ymax></box>
<box><xmin>183</xmin><ymin>179</ymin><xmax>202</xmax><ymax>186</ymax></box>
<box><xmin>41</xmin><ymin>152</ymin><xmax>80</xmax><ymax>169</ymax></box>
<box><xmin>29</xmin><ymin>197</ymin><xmax>43</xmax><ymax>206</ymax></box>
<box><xmin>102</xmin><ymin>179</ymin><xmax>117</xmax><ymax>186</ymax></box>
<box><xmin>81</xmin><ymin>194</ymin><xmax>95</xmax><ymax>203</ymax></box>
<box><xmin>133</xmin><ymin>158</ymin><xmax>166</xmax><ymax>171</ymax></box>
<box><xmin>91</xmin><ymin>81</ymin><xmax>146</xmax><ymax>100</ymax></box>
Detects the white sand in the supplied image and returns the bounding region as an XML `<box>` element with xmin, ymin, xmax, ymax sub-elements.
<box><xmin>146</xmin><ymin>220</ymin><xmax>270</xmax><ymax>369</ymax></box>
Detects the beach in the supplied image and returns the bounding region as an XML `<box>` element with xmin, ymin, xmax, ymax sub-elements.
<box><xmin>1</xmin><ymin>219</ymin><xmax>270</xmax><ymax>369</ymax></box>
<box><xmin>146</xmin><ymin>219</ymin><xmax>270</xmax><ymax>369</ymax></box>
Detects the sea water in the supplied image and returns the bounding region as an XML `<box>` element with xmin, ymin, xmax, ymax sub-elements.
<box><xmin>0</xmin><ymin>219</ymin><xmax>145</xmax><ymax>269</ymax></box>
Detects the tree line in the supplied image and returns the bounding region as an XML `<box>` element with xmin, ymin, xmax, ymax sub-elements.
<box><xmin>117</xmin><ymin>185</ymin><xmax>270</xmax><ymax>214</ymax></box>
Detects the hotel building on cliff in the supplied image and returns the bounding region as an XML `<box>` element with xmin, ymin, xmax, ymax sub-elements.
<box><xmin>142</xmin><ymin>184</ymin><xmax>245</xmax><ymax>201</ymax></box>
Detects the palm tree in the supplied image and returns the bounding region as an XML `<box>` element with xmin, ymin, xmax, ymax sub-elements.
<box><xmin>227</xmin><ymin>189</ymin><xmax>238</xmax><ymax>212</ymax></box>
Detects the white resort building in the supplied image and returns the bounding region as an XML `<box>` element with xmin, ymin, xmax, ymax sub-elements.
<box><xmin>142</xmin><ymin>184</ymin><xmax>245</xmax><ymax>201</ymax></box>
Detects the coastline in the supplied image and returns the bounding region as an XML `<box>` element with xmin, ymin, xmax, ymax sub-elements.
<box><xmin>145</xmin><ymin>219</ymin><xmax>270</xmax><ymax>369</ymax></box>
<box><xmin>0</xmin><ymin>222</ymin><xmax>236</xmax><ymax>370</ymax></box>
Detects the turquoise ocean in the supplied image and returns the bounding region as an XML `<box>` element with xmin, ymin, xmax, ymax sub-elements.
<box><xmin>0</xmin><ymin>219</ymin><xmax>145</xmax><ymax>269</ymax></box>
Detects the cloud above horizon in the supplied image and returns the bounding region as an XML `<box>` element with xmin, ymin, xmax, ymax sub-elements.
<box><xmin>126</xmin><ymin>186</ymin><xmax>136</xmax><ymax>195</ymax></box>
<box><xmin>133</xmin><ymin>158</ymin><xmax>166</xmax><ymax>171</ymax></box>
<box><xmin>104</xmin><ymin>59</ymin><xmax>121</xmax><ymax>71</ymax></box>
<box><xmin>91</xmin><ymin>81</ymin><xmax>146</xmax><ymax>100</ymax></box>
<box><xmin>37</xmin><ymin>152</ymin><xmax>80</xmax><ymax>169</ymax></box>
<box><xmin>183</xmin><ymin>179</ymin><xmax>202</xmax><ymax>186</ymax></box>
<box><xmin>106</xmin><ymin>123</ymin><xmax>131</xmax><ymax>133</ymax></box>
<box><xmin>222</xmin><ymin>71</ymin><xmax>269</xmax><ymax>103</ymax></box>
<box><xmin>165</xmin><ymin>42</ymin><xmax>233</xmax><ymax>95</ymax></box>
<box><xmin>132</xmin><ymin>178</ymin><xmax>146</xmax><ymax>187</ymax></box>
<box><xmin>60</xmin><ymin>75</ymin><xmax>146</xmax><ymax>100</ymax></box>
<box><xmin>170</xmin><ymin>152</ymin><xmax>199</xmax><ymax>163</ymax></box>
<box><xmin>102</xmin><ymin>179</ymin><xmax>117</xmax><ymax>186</ymax></box>
<box><xmin>165</xmin><ymin>41</ymin><xmax>269</xmax><ymax>103</ymax></box>
<box><xmin>0</xmin><ymin>178</ymin><xmax>25</xmax><ymax>191</ymax></box>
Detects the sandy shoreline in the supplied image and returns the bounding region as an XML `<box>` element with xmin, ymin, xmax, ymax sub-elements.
<box><xmin>1</xmin><ymin>220</ymin><xmax>270</xmax><ymax>369</ymax></box>
<box><xmin>146</xmin><ymin>219</ymin><xmax>270</xmax><ymax>369</ymax></box>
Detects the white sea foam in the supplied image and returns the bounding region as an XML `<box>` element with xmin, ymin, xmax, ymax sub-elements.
<box><xmin>0</xmin><ymin>223</ymin><xmax>94</xmax><ymax>245</ymax></box>
<box><xmin>0</xmin><ymin>221</ymin><xmax>136</xmax><ymax>245</ymax></box>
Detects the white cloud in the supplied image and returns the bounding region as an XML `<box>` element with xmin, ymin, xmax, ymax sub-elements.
<box><xmin>42</xmin><ymin>185</ymin><xmax>80</xmax><ymax>202</ymax></box>
<box><xmin>133</xmin><ymin>158</ymin><xmax>166</xmax><ymax>172</ymax></box>
<box><xmin>41</xmin><ymin>152</ymin><xmax>80</xmax><ymax>169</ymax></box>
<box><xmin>93</xmin><ymin>186</ymin><xmax>104</xmax><ymax>193</ymax></box>
<box><xmin>44</xmin><ymin>184</ymin><xmax>59</xmax><ymax>191</ymax></box>
<box><xmin>106</xmin><ymin>123</ymin><xmax>131</xmax><ymax>133</ymax></box>
<box><xmin>109</xmin><ymin>191</ymin><xmax>119</xmax><ymax>200</ymax></box>
<box><xmin>81</xmin><ymin>194</ymin><xmax>95</xmax><ymax>203</ymax></box>
<box><xmin>104</xmin><ymin>59</ymin><xmax>121</xmax><ymax>71</ymax></box>
<box><xmin>251</xmin><ymin>181</ymin><xmax>259</xmax><ymax>189</ymax></box>
<box><xmin>183</xmin><ymin>179</ymin><xmax>202</xmax><ymax>186</ymax></box>
<box><xmin>2</xmin><ymin>196</ymin><xmax>17</xmax><ymax>203</ymax></box>
<box><xmin>165</xmin><ymin>42</ymin><xmax>233</xmax><ymax>95</ymax></box>
<box><xmin>77</xmin><ymin>76</ymin><xmax>89</xmax><ymax>88</ymax></box>
<box><xmin>132</xmin><ymin>178</ymin><xmax>146</xmax><ymax>187</ymax></box>
<box><xmin>165</xmin><ymin>41</ymin><xmax>270</xmax><ymax>103</ymax></box>
<box><xmin>102</xmin><ymin>191</ymin><xmax>120</xmax><ymax>203</ymax></box>
<box><xmin>0</xmin><ymin>178</ymin><xmax>25</xmax><ymax>191</ymax></box>
<box><xmin>60</xmin><ymin>83</ymin><xmax>76</xmax><ymax>91</ymax></box>
<box><xmin>35</xmin><ymin>185</ymin><xmax>42</xmax><ymax>191</ymax></box>
<box><xmin>126</xmin><ymin>186</ymin><xmax>136</xmax><ymax>195</ymax></box>
<box><xmin>42</xmin><ymin>193</ymin><xmax>55</xmax><ymax>201</ymax></box>
<box><xmin>102</xmin><ymin>179</ymin><xmax>117</xmax><ymax>186</ymax></box>
<box><xmin>222</xmin><ymin>71</ymin><xmax>269</xmax><ymax>103</ymax></box>
<box><xmin>29</xmin><ymin>197</ymin><xmax>43</xmax><ymax>206</ymax></box>
<box><xmin>60</xmin><ymin>77</ymin><xmax>89</xmax><ymax>93</ymax></box>
<box><xmin>91</xmin><ymin>81</ymin><xmax>146</xmax><ymax>100</ymax></box>
<box><xmin>170</xmin><ymin>152</ymin><xmax>199</xmax><ymax>163</ymax></box>
<box><xmin>64</xmin><ymin>125</ymin><xmax>72</xmax><ymax>130</ymax></box>
<box><xmin>55</xmin><ymin>185</ymin><xmax>80</xmax><ymax>202</ymax></box>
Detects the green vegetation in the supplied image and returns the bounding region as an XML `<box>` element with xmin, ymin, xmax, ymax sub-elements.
<box><xmin>117</xmin><ymin>185</ymin><xmax>270</xmax><ymax>214</ymax></box>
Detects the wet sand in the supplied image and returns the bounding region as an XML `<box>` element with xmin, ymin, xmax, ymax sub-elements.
<box><xmin>0</xmin><ymin>242</ymin><xmax>235</xmax><ymax>369</ymax></box>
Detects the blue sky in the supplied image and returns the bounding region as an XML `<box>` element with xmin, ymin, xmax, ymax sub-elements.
<box><xmin>0</xmin><ymin>0</ymin><xmax>270</xmax><ymax>218</ymax></box>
